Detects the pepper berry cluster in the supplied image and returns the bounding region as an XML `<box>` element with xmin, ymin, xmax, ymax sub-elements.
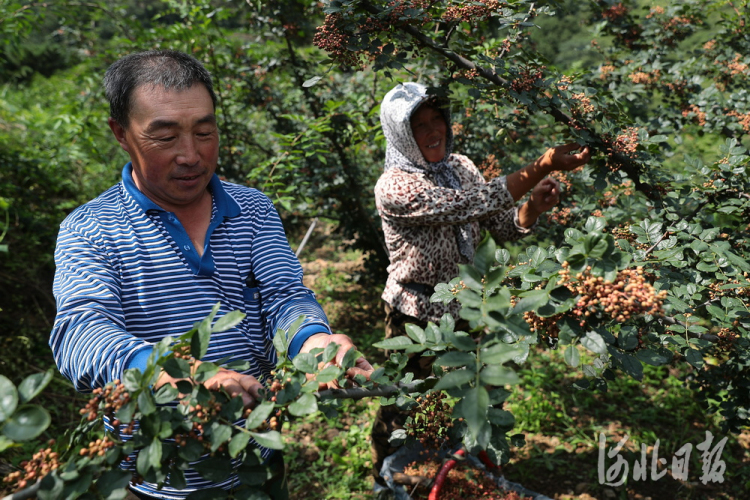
<box><xmin>78</xmin><ymin>436</ymin><xmax>116</xmax><ymax>458</ymax></box>
<box><xmin>313</xmin><ymin>1</ymin><xmax>430</xmax><ymax>69</ymax></box>
<box><xmin>405</xmin><ymin>391</ymin><xmax>455</xmax><ymax>452</ymax></box>
<box><xmin>558</xmin><ymin>262</ymin><xmax>667</xmax><ymax>327</ymax></box>
<box><xmin>510</xmin><ymin>67</ymin><xmax>545</xmax><ymax>93</ymax></box>
<box><xmin>2</xmin><ymin>440</ymin><xmax>60</xmax><ymax>491</ymax></box>
<box><xmin>443</xmin><ymin>0</ymin><xmax>504</xmax><ymax>24</ymax></box>
<box><xmin>79</xmin><ymin>380</ymin><xmax>130</xmax><ymax>422</ymax></box>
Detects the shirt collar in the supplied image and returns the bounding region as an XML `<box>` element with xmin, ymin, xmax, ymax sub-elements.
<box><xmin>121</xmin><ymin>162</ymin><xmax>241</xmax><ymax>219</ymax></box>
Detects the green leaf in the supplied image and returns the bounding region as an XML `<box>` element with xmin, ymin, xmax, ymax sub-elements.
<box><xmin>431</xmin><ymin>283</ymin><xmax>457</xmax><ymax>304</ymax></box>
<box><xmin>405</xmin><ymin>323</ymin><xmax>427</xmax><ymax>344</ymax></box>
<box><xmin>444</xmin><ymin>330</ymin><xmax>479</xmax><ymax>351</ymax></box>
<box><xmin>193</xmin><ymin>361</ymin><xmax>221</xmax><ymax>383</ymax></box>
<box><xmin>581</xmin><ymin>331</ymin><xmax>608</xmax><ymax>355</ymax></box>
<box><xmin>153</xmin><ymin>383</ymin><xmax>179</xmax><ymax>405</ymax></box>
<box><xmin>179</xmin><ymin>438</ymin><xmax>205</xmax><ymax>462</ymax></box>
<box><xmin>564</xmin><ymin>228</ymin><xmax>585</xmax><ymax>245</ymax></box>
<box><xmin>315</xmin><ymin>365</ymin><xmax>342</xmax><ymax>384</ymax></box>
<box><xmin>161</xmin><ymin>356</ymin><xmax>191</xmax><ymax>379</ymax></box>
<box><xmin>341</xmin><ymin>347</ymin><xmax>359</xmax><ymax>370</ymax></box>
<box><xmin>207</xmin><ymin>422</ymin><xmax>233</xmax><ymax>452</ymax></box>
<box><xmin>527</xmin><ymin>246</ymin><xmax>548</xmax><ymax>267</ymax></box>
<box><xmin>288</xmin><ymin>315</ymin><xmax>306</xmax><ymax>336</ymax></box>
<box><xmin>249</xmin><ymin>430</ymin><xmax>284</xmax><ymax>450</ymax></box>
<box><xmin>137</xmin><ymin>439</ymin><xmax>163</xmax><ymax>475</ymax></box>
<box><xmin>0</xmin><ymin>375</ymin><xmax>18</xmax><ymax>422</ymax></box>
<box><xmin>212</xmin><ymin>310</ymin><xmax>246</xmax><ymax>333</ymax></box>
<box><xmin>480</xmin><ymin>343</ymin><xmax>524</xmax><ymax>365</ymax></box>
<box><xmin>192</xmin><ymin>314</ymin><xmax>212</xmax><ymax>360</ymax></box>
<box><xmin>564</xmin><ymin>345</ymin><xmax>580</xmax><ymax>367</ymax></box>
<box><xmin>435</xmin><ymin>351</ymin><xmax>476</xmax><ymax>368</ymax></box>
<box><xmin>193</xmin><ymin>456</ymin><xmax>233</xmax><ymax>482</ymax></box>
<box><xmin>223</xmin><ymin>429</ymin><xmax>252</xmax><ymax>458</ymax></box>
<box><xmin>169</xmin><ymin>468</ymin><xmax>187</xmax><ymax>491</ymax></box>
<box><xmin>1</xmin><ymin>405</ymin><xmax>50</xmax><ymax>441</ymax></box>
<box><xmin>246</xmin><ymin>401</ymin><xmax>274</xmax><ymax>430</ymax></box>
<box><xmin>479</xmin><ymin>365</ymin><xmax>520</xmax><ymax>386</ymax></box>
<box><xmin>617</xmin><ymin>354</ymin><xmax>643</xmax><ymax>381</ymax></box>
<box><xmin>138</xmin><ymin>390</ymin><xmax>157</xmax><ymax>416</ymax></box>
<box><xmin>0</xmin><ymin>436</ymin><xmax>15</xmax><ymax>453</ymax></box>
<box><xmin>584</xmin><ymin>216</ymin><xmax>606</xmax><ymax>233</ymax></box>
<box><xmin>458</xmin><ymin>264</ymin><xmax>484</xmax><ymax>291</ymax></box>
<box><xmin>434</xmin><ymin>369</ymin><xmax>474</xmax><ymax>390</ymax></box>
<box><xmin>288</xmin><ymin>392</ymin><xmax>318</xmax><ymax>417</ymax></box>
<box><xmin>237</xmin><ymin>463</ymin><xmax>271</xmax><ymax>486</ymax></box>
<box><xmin>18</xmin><ymin>370</ymin><xmax>53</xmax><ymax>404</ymax></box>
<box><xmin>322</xmin><ymin>342</ymin><xmax>339</xmax><ymax>364</ymax></box>
<box><xmin>37</xmin><ymin>472</ymin><xmax>64</xmax><ymax>500</ymax></box>
<box><xmin>495</xmin><ymin>249</ymin><xmax>511</xmax><ymax>265</ymax></box>
<box><xmin>96</xmin><ymin>469</ymin><xmax>132</xmax><ymax>500</ymax></box>
<box><xmin>292</xmin><ymin>352</ymin><xmax>318</xmax><ymax>374</ymax></box>
<box><xmin>513</xmin><ymin>289</ymin><xmax>549</xmax><ymax>314</ymax></box>
<box><xmin>473</xmin><ymin>233</ymin><xmax>497</xmax><ymax>275</ymax></box>
<box><xmin>685</xmin><ymin>348</ymin><xmax>704</xmax><ymax>369</ymax></box>
<box><xmin>636</xmin><ymin>348</ymin><xmax>672</xmax><ymax>366</ymax></box>
<box><xmin>303</xmin><ymin>76</ymin><xmax>322</xmax><ymax>88</ymax></box>
<box><xmin>485</xmin><ymin>266</ymin><xmax>508</xmax><ymax>290</ymax></box>
<box><xmin>462</xmin><ymin>386</ymin><xmax>489</xmax><ymax>440</ymax></box>
<box><xmin>272</xmin><ymin>328</ymin><xmax>288</xmax><ymax>356</ymax></box>
<box><xmin>372</xmin><ymin>336</ymin><xmax>414</xmax><ymax>350</ymax></box>
<box><xmin>488</xmin><ymin>408</ymin><xmax>515</xmax><ymax>427</ymax></box>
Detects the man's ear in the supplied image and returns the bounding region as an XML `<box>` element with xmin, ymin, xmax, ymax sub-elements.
<box><xmin>108</xmin><ymin>117</ymin><xmax>130</xmax><ymax>153</ymax></box>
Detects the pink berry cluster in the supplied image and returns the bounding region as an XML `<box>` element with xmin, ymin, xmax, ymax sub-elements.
<box><xmin>510</xmin><ymin>66</ymin><xmax>545</xmax><ymax>93</ymax></box>
<box><xmin>443</xmin><ymin>0</ymin><xmax>504</xmax><ymax>24</ymax></box>
<box><xmin>313</xmin><ymin>1</ymin><xmax>431</xmax><ymax>69</ymax></box>
<box><xmin>2</xmin><ymin>442</ymin><xmax>60</xmax><ymax>492</ymax></box>
<box><xmin>558</xmin><ymin>262</ymin><xmax>667</xmax><ymax>327</ymax></box>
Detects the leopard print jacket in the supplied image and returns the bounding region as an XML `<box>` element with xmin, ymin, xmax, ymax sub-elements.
<box><xmin>375</xmin><ymin>153</ymin><xmax>533</xmax><ymax>322</ymax></box>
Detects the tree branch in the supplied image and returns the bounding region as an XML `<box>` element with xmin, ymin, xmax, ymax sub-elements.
<box><xmin>316</xmin><ymin>377</ymin><xmax>436</xmax><ymax>400</ymax></box>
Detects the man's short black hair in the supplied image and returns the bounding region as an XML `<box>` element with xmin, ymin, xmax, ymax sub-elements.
<box><xmin>103</xmin><ymin>49</ymin><xmax>217</xmax><ymax>128</ymax></box>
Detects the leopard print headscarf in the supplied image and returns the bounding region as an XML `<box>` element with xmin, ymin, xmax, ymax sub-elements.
<box><xmin>380</xmin><ymin>82</ymin><xmax>474</xmax><ymax>262</ymax></box>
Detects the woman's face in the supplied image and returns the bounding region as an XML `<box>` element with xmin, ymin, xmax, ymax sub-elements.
<box><xmin>410</xmin><ymin>104</ymin><xmax>447</xmax><ymax>163</ymax></box>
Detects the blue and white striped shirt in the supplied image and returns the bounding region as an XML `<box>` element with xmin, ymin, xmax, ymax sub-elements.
<box><xmin>50</xmin><ymin>164</ymin><xmax>330</xmax><ymax>497</ymax></box>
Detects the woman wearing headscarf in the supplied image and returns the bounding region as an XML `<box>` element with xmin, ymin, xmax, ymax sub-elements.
<box><xmin>371</xmin><ymin>81</ymin><xmax>591</xmax><ymax>483</ymax></box>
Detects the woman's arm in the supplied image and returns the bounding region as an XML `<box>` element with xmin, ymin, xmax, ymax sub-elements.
<box><xmin>505</xmin><ymin>143</ymin><xmax>591</xmax><ymax>202</ymax></box>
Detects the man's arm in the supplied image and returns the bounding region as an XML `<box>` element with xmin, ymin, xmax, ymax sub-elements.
<box><xmin>50</xmin><ymin>224</ymin><xmax>150</xmax><ymax>391</ymax></box>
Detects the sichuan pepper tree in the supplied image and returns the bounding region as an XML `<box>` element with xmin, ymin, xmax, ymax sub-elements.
<box><xmin>312</xmin><ymin>0</ymin><xmax>750</xmax><ymax>433</ymax></box>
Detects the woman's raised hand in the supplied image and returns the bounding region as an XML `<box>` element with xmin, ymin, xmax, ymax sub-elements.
<box><xmin>541</xmin><ymin>143</ymin><xmax>592</xmax><ymax>172</ymax></box>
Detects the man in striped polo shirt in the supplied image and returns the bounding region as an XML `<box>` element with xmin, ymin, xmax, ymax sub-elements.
<box><xmin>50</xmin><ymin>49</ymin><xmax>372</xmax><ymax>499</ymax></box>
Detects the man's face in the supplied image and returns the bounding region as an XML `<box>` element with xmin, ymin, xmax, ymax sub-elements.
<box><xmin>410</xmin><ymin>104</ymin><xmax>447</xmax><ymax>163</ymax></box>
<box><xmin>109</xmin><ymin>84</ymin><xmax>219</xmax><ymax>212</ymax></box>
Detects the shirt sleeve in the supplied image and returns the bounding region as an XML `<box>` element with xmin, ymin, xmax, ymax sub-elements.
<box><xmin>250</xmin><ymin>198</ymin><xmax>332</xmax><ymax>355</ymax></box>
<box><xmin>50</xmin><ymin>224</ymin><xmax>151</xmax><ymax>392</ymax></box>
<box><xmin>375</xmin><ymin>160</ymin><xmax>516</xmax><ymax>227</ymax></box>
<box><xmin>483</xmin><ymin>206</ymin><xmax>536</xmax><ymax>243</ymax></box>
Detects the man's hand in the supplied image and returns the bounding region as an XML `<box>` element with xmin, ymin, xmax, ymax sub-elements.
<box><xmin>155</xmin><ymin>360</ymin><xmax>263</xmax><ymax>409</ymax></box>
<box><xmin>300</xmin><ymin>333</ymin><xmax>374</xmax><ymax>389</ymax></box>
